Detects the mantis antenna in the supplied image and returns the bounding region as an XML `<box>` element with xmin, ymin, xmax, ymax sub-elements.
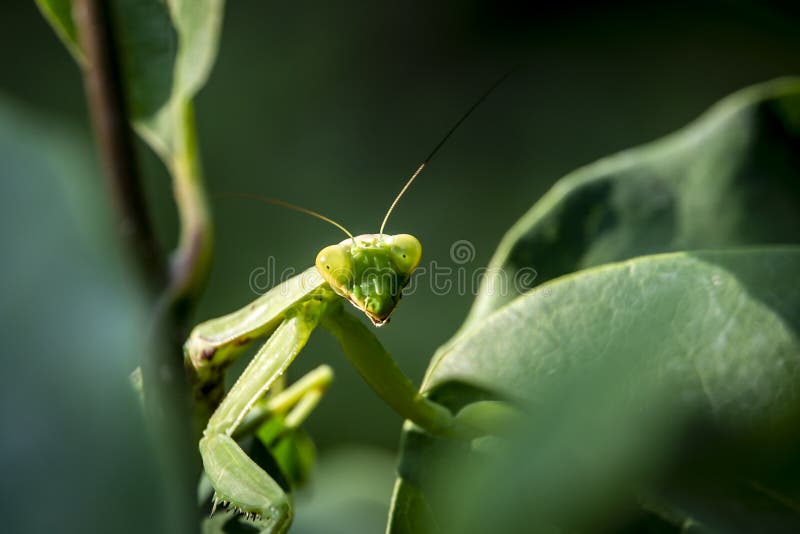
<box><xmin>378</xmin><ymin>68</ymin><xmax>517</xmax><ymax>235</ymax></box>
<box><xmin>219</xmin><ymin>192</ymin><xmax>355</xmax><ymax>241</ymax></box>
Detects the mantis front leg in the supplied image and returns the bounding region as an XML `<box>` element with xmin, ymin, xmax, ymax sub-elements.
<box><xmin>199</xmin><ymin>297</ymin><xmax>327</xmax><ymax>531</ymax></box>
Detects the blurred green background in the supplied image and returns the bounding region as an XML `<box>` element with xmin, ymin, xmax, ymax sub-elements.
<box><xmin>2</xmin><ymin>1</ymin><xmax>799</xmax><ymax>532</ymax></box>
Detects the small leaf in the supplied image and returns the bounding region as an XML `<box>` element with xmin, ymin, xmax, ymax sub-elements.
<box><xmin>35</xmin><ymin>0</ymin><xmax>225</xmax><ymax>164</ymax></box>
<box><xmin>270</xmin><ymin>430</ymin><xmax>316</xmax><ymax>488</ymax></box>
<box><xmin>387</xmin><ymin>480</ymin><xmax>438</xmax><ymax>534</ymax></box>
<box><xmin>34</xmin><ymin>0</ymin><xmax>84</xmax><ymax>62</ymax></box>
<box><xmin>255</xmin><ymin>418</ymin><xmax>317</xmax><ymax>489</ymax></box>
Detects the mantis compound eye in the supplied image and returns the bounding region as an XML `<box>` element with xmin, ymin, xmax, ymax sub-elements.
<box><xmin>388</xmin><ymin>234</ymin><xmax>422</xmax><ymax>275</ymax></box>
<box><xmin>316</xmin><ymin>244</ymin><xmax>354</xmax><ymax>291</ymax></box>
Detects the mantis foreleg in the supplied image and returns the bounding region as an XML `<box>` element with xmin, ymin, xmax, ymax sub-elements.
<box><xmin>185</xmin><ymin>267</ymin><xmax>325</xmax><ymax>419</ymax></box>
<box><xmin>200</xmin><ymin>298</ymin><xmax>327</xmax><ymax>531</ymax></box>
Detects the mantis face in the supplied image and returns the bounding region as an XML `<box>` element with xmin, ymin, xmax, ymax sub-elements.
<box><xmin>316</xmin><ymin>234</ymin><xmax>422</xmax><ymax>326</ymax></box>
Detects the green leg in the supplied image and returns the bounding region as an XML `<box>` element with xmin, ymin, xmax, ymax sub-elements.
<box><xmin>320</xmin><ymin>304</ymin><xmax>457</xmax><ymax>437</ymax></box>
<box><xmin>200</xmin><ymin>300</ymin><xmax>325</xmax><ymax>532</ymax></box>
<box><xmin>235</xmin><ymin>364</ymin><xmax>334</xmax><ymax>439</ymax></box>
<box><xmin>265</xmin><ymin>364</ymin><xmax>333</xmax><ymax>429</ymax></box>
<box><xmin>184</xmin><ymin>268</ymin><xmax>327</xmax><ymax>427</ymax></box>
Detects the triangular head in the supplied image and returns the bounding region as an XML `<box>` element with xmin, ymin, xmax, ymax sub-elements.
<box><xmin>316</xmin><ymin>234</ymin><xmax>422</xmax><ymax>326</ymax></box>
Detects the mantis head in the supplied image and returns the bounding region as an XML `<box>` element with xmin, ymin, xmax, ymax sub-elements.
<box><xmin>316</xmin><ymin>234</ymin><xmax>422</xmax><ymax>326</ymax></box>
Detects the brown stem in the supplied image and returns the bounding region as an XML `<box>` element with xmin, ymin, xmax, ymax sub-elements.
<box><xmin>73</xmin><ymin>0</ymin><xmax>165</xmax><ymax>293</ymax></box>
<box><xmin>73</xmin><ymin>1</ymin><xmax>200</xmax><ymax>532</ymax></box>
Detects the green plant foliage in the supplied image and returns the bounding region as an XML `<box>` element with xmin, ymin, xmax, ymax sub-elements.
<box><xmin>390</xmin><ymin>79</ymin><xmax>800</xmax><ymax>533</ymax></box>
<box><xmin>34</xmin><ymin>0</ymin><xmax>83</xmax><ymax>62</ymax></box>
<box><xmin>35</xmin><ymin>0</ymin><xmax>224</xmax><ymax>163</ymax></box>
<box><xmin>31</xmin><ymin>4</ymin><xmax>800</xmax><ymax>530</ymax></box>
<box><xmin>464</xmin><ymin>77</ymin><xmax>800</xmax><ymax>329</ymax></box>
<box><xmin>427</xmin><ymin>249</ymin><xmax>799</xmax><ymax>404</ymax></box>
<box><xmin>255</xmin><ymin>418</ymin><xmax>317</xmax><ymax>488</ymax></box>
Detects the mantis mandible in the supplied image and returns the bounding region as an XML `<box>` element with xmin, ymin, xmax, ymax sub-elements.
<box><xmin>184</xmin><ymin>74</ymin><xmax>512</xmax><ymax>532</ymax></box>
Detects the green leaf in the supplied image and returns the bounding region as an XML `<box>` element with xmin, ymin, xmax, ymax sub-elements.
<box><xmin>255</xmin><ymin>418</ymin><xmax>317</xmax><ymax>489</ymax></box>
<box><xmin>34</xmin><ymin>0</ymin><xmax>84</xmax><ymax>62</ymax></box>
<box><xmin>387</xmin><ymin>479</ymin><xmax>437</xmax><ymax>534</ymax></box>
<box><xmin>392</xmin><ymin>248</ymin><xmax>800</xmax><ymax>533</ymax></box>
<box><xmin>462</xmin><ymin>77</ymin><xmax>800</xmax><ymax>331</ymax></box>
<box><xmin>35</xmin><ymin>0</ymin><xmax>224</xmax><ymax>163</ymax></box>
<box><xmin>37</xmin><ymin>0</ymin><xmax>218</xmax><ymax>306</ymax></box>
<box><xmin>425</xmin><ymin>248</ymin><xmax>800</xmax><ymax>404</ymax></box>
<box><xmin>269</xmin><ymin>430</ymin><xmax>316</xmax><ymax>488</ymax></box>
<box><xmin>390</xmin><ymin>78</ymin><xmax>800</xmax><ymax>533</ymax></box>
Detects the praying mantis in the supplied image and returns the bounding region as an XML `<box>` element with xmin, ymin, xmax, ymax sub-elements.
<box><xmin>183</xmin><ymin>74</ymin><xmax>513</xmax><ymax>532</ymax></box>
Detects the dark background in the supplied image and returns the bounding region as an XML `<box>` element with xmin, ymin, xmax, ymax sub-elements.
<box><xmin>1</xmin><ymin>1</ymin><xmax>799</xmax><ymax>531</ymax></box>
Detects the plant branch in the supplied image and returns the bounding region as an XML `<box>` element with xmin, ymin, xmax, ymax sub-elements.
<box><xmin>73</xmin><ymin>0</ymin><xmax>165</xmax><ymax>293</ymax></box>
<box><xmin>73</xmin><ymin>1</ymin><xmax>202</xmax><ymax>533</ymax></box>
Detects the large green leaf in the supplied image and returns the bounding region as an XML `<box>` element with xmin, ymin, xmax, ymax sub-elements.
<box><xmin>463</xmin><ymin>78</ymin><xmax>800</xmax><ymax>331</ymax></box>
<box><xmin>392</xmin><ymin>248</ymin><xmax>800</xmax><ymax>533</ymax></box>
<box><xmin>35</xmin><ymin>0</ymin><xmax>224</xmax><ymax>163</ymax></box>
<box><xmin>390</xmin><ymin>78</ymin><xmax>800</xmax><ymax>533</ymax></box>
<box><xmin>425</xmin><ymin>249</ymin><xmax>800</xmax><ymax>402</ymax></box>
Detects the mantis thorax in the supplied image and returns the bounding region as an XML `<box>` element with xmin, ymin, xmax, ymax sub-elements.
<box><xmin>315</xmin><ymin>234</ymin><xmax>421</xmax><ymax>326</ymax></box>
